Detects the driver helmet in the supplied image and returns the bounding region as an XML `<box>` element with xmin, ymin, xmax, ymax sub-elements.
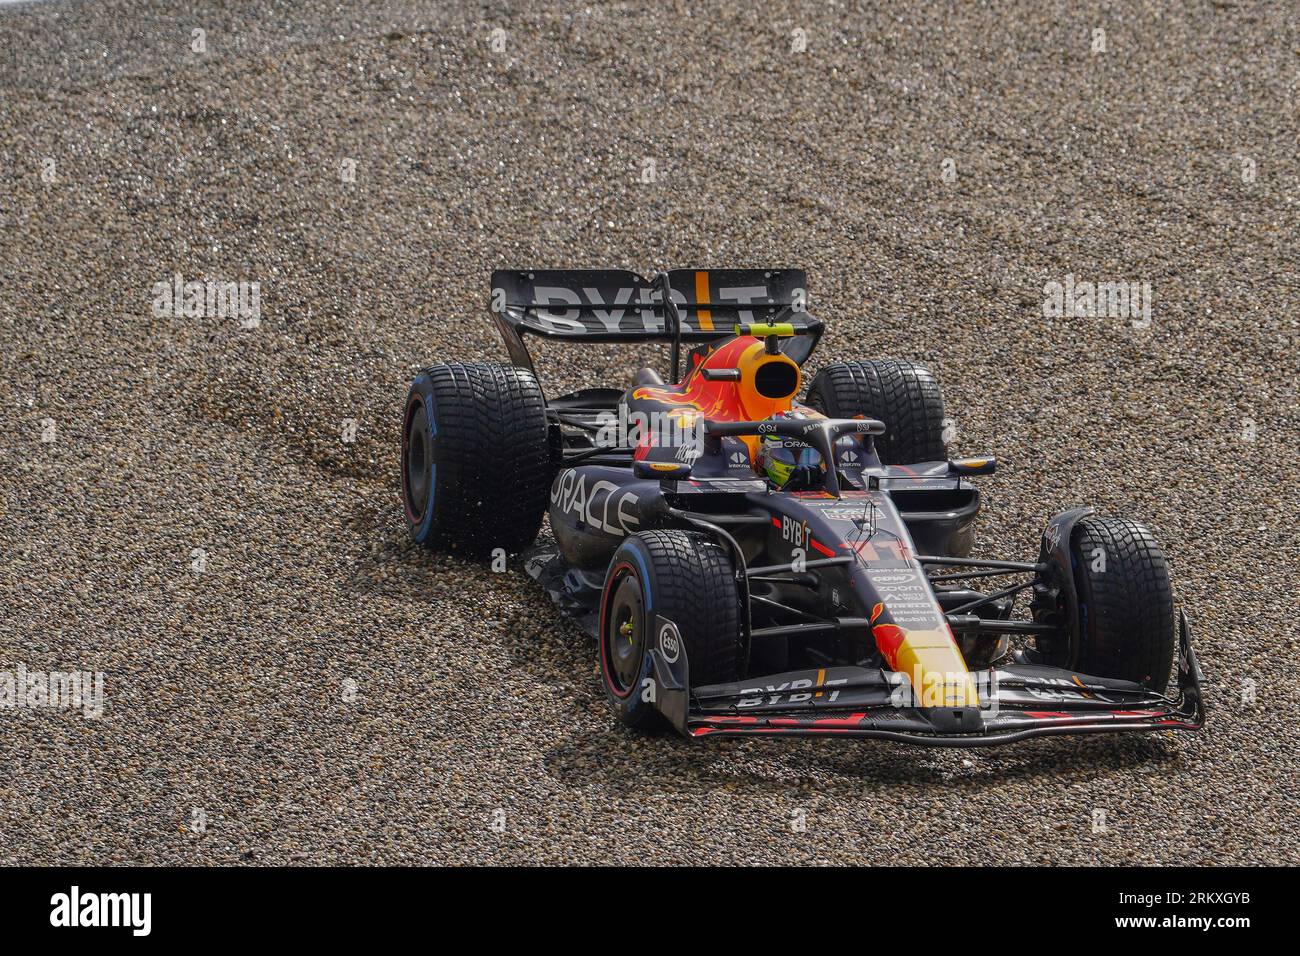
<box><xmin>756</xmin><ymin>413</ymin><xmax>826</xmax><ymax>490</ymax></box>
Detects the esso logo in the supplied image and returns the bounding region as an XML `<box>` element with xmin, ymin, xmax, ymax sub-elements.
<box><xmin>658</xmin><ymin>622</ymin><xmax>681</xmax><ymax>663</ymax></box>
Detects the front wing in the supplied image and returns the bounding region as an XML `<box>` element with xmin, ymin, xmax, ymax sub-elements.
<box><xmin>678</xmin><ymin>613</ymin><xmax>1205</xmax><ymax>747</ymax></box>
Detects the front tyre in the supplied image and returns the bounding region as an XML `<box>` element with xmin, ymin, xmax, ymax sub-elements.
<box><xmin>599</xmin><ymin>530</ymin><xmax>741</xmax><ymax>730</ymax></box>
<box><xmin>401</xmin><ymin>362</ymin><xmax>549</xmax><ymax>557</ymax></box>
<box><xmin>1070</xmin><ymin>516</ymin><xmax>1176</xmax><ymax>692</ymax></box>
<box><xmin>804</xmin><ymin>359</ymin><xmax>947</xmax><ymax>464</ymax></box>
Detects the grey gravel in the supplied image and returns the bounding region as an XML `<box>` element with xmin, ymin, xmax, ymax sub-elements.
<box><xmin>0</xmin><ymin>0</ymin><xmax>1297</xmax><ymax>865</ymax></box>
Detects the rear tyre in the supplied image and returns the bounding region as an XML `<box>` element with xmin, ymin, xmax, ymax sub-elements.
<box><xmin>805</xmin><ymin>359</ymin><xmax>947</xmax><ymax>464</ymax></box>
<box><xmin>401</xmin><ymin>362</ymin><xmax>549</xmax><ymax>557</ymax></box>
<box><xmin>1070</xmin><ymin>516</ymin><xmax>1175</xmax><ymax>692</ymax></box>
<box><xmin>599</xmin><ymin>530</ymin><xmax>741</xmax><ymax>730</ymax></box>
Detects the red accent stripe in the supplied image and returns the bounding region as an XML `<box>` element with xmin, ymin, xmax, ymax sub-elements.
<box><xmin>767</xmin><ymin>712</ymin><xmax>867</xmax><ymax>729</ymax></box>
<box><xmin>599</xmin><ymin>562</ymin><xmax>638</xmax><ymax>699</ymax></box>
<box><xmin>811</xmin><ymin>538</ymin><xmax>835</xmax><ymax>557</ymax></box>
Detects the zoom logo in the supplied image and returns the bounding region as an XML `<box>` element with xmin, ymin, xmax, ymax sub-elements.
<box><xmin>869</xmin><ymin>572</ymin><xmax>917</xmax><ymax>585</ymax></box>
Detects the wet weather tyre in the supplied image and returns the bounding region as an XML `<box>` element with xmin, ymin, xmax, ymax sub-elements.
<box><xmin>401</xmin><ymin>362</ymin><xmax>549</xmax><ymax>557</ymax></box>
<box><xmin>599</xmin><ymin>530</ymin><xmax>741</xmax><ymax>730</ymax></box>
<box><xmin>1070</xmin><ymin>516</ymin><xmax>1176</xmax><ymax>692</ymax></box>
<box><xmin>805</xmin><ymin>360</ymin><xmax>947</xmax><ymax>464</ymax></box>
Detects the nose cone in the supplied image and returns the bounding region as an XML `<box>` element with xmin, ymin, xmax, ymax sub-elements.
<box><xmin>844</xmin><ymin>500</ymin><xmax>982</xmax><ymax>710</ymax></box>
<box><xmin>893</xmin><ymin>638</ymin><xmax>982</xmax><ymax>708</ymax></box>
<box><xmin>866</xmin><ymin>600</ymin><xmax>981</xmax><ymax>708</ymax></box>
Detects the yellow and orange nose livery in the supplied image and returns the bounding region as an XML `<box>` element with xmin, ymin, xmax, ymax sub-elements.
<box><xmin>894</xmin><ymin>634</ymin><xmax>981</xmax><ymax>708</ymax></box>
<box><xmin>871</xmin><ymin>604</ymin><xmax>979</xmax><ymax>708</ymax></box>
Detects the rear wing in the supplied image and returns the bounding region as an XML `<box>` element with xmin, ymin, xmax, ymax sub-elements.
<box><xmin>488</xmin><ymin>268</ymin><xmax>824</xmax><ymax>376</ymax></box>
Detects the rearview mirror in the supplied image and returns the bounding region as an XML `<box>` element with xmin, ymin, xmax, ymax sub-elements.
<box><xmin>633</xmin><ymin>460</ymin><xmax>693</xmax><ymax>481</ymax></box>
<box><xmin>948</xmin><ymin>456</ymin><xmax>998</xmax><ymax>476</ymax></box>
